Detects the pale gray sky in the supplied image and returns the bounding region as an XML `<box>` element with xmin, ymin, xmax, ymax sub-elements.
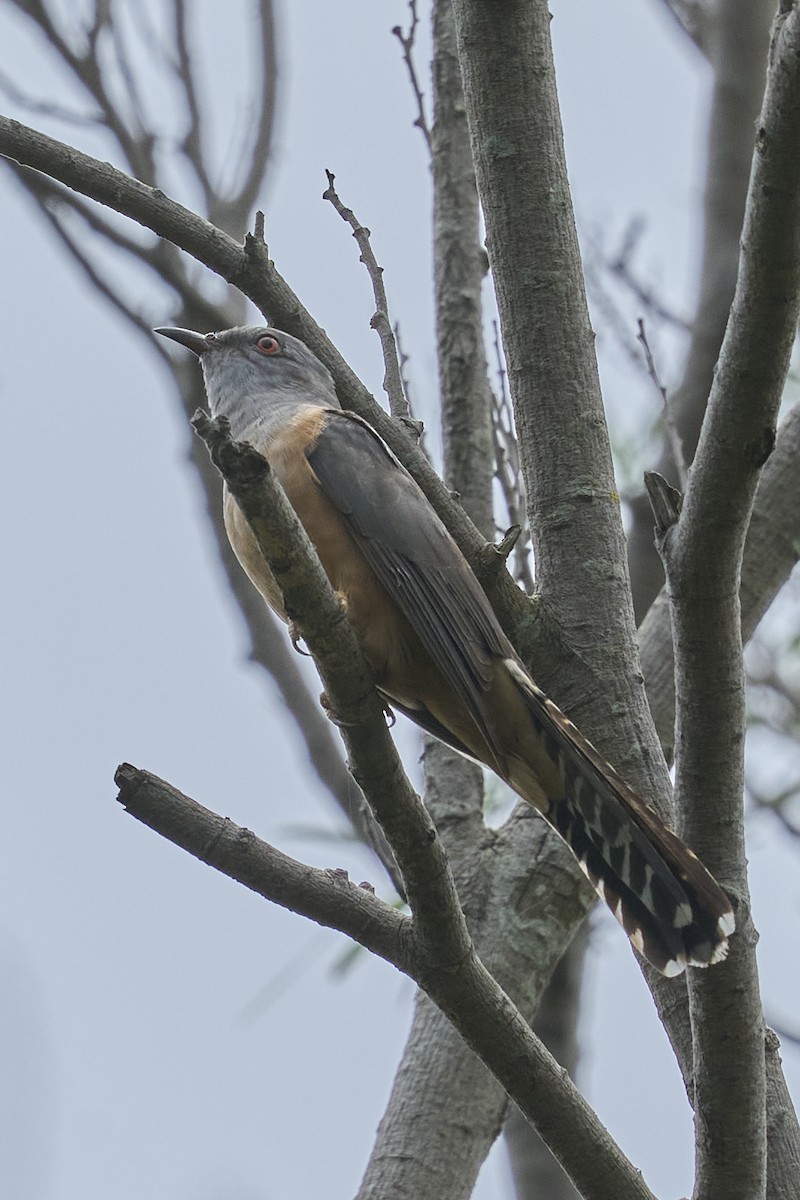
<box><xmin>1</xmin><ymin>2</ymin><xmax>797</xmax><ymax>1198</ymax></box>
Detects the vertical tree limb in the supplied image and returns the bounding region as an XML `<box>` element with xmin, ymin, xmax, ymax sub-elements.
<box><xmin>627</xmin><ymin>0</ymin><xmax>774</xmax><ymax>618</ymax></box>
<box><xmin>656</xmin><ymin>7</ymin><xmax>800</xmax><ymax>1197</ymax></box>
<box><xmin>449</xmin><ymin>0</ymin><xmax>666</xmax><ymax>815</ymax></box>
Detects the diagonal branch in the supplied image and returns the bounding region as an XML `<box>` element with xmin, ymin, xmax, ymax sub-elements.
<box><xmin>119</xmin><ymin>405</ymin><xmax>659</xmax><ymax>1199</ymax></box>
<box><xmin>11</xmin><ymin>0</ymin><xmax>154</xmax><ymax>180</ymax></box>
<box><xmin>0</xmin><ymin>112</ymin><xmax>532</xmax><ymax>643</ymax></box>
<box><xmin>186</xmin><ymin>412</ymin><xmax>656</xmax><ymax>1200</ymax></box>
<box><xmin>115</xmin><ymin>760</ymin><xmax>654</xmax><ymax>1200</ymax></box>
<box><xmin>189</xmin><ymin>411</ymin><xmax>453</xmax><ymax>920</ymax></box>
<box><xmin>115</xmin><ymin>765</ymin><xmax>410</xmax><ymax>962</ymax></box>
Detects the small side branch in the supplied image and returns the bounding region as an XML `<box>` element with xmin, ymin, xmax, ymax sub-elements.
<box><xmin>638</xmin><ymin>318</ymin><xmax>688</xmax><ymax>488</ymax></box>
<box><xmin>323</xmin><ymin>170</ymin><xmax>409</xmax><ymax>422</ymax></box>
<box><xmin>392</xmin><ymin>0</ymin><xmax>433</xmax><ymax>151</ymax></box>
<box><xmin>114</xmin><ymin>758</ymin><xmax>656</xmax><ymax>1200</ymax></box>
<box><xmin>644</xmin><ymin>470</ymin><xmax>683</xmax><ymax>540</ymax></box>
<box><xmin>490</xmin><ymin>321</ymin><xmax>535</xmax><ymax>593</ymax></box>
<box><xmin>115</xmin><ymin>764</ymin><xmax>410</xmax><ymax>967</ymax></box>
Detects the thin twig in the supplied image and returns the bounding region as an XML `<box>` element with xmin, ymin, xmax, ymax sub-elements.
<box><xmin>583</xmin><ymin>249</ymin><xmax>650</xmax><ymax>370</ymax></box>
<box><xmin>608</xmin><ymin>219</ymin><xmax>690</xmax><ymax>331</ymax></box>
<box><xmin>109</xmin><ymin>6</ymin><xmax>149</xmax><ymax>141</ymax></box>
<box><xmin>174</xmin><ymin>0</ymin><xmax>213</xmax><ymax>201</ymax></box>
<box><xmin>747</xmin><ymin>782</ymin><xmax>800</xmax><ymax>840</ymax></box>
<box><xmin>490</xmin><ymin>321</ymin><xmax>535</xmax><ymax>593</ymax></box>
<box><xmin>323</xmin><ymin>169</ymin><xmax>409</xmax><ymax>421</ymax></box>
<box><xmin>637</xmin><ymin>318</ymin><xmax>688</xmax><ymax>488</ymax></box>
<box><xmin>233</xmin><ymin>0</ymin><xmax>278</xmax><ymax>223</ymax></box>
<box><xmin>0</xmin><ymin>67</ymin><xmax>100</xmax><ymax>126</ymax></box>
<box><xmin>7</xmin><ymin>160</ymin><xmax>225</xmax><ymax>333</ymax></box>
<box><xmin>393</xmin><ymin>319</ymin><xmax>425</xmax><ymax>442</ymax></box>
<box><xmin>392</xmin><ymin>0</ymin><xmax>432</xmax><ymax>151</ymax></box>
<box><xmin>393</xmin><ymin>319</ymin><xmax>414</xmax><ymax>415</ymax></box>
<box><xmin>32</xmin><ymin>188</ymin><xmax>166</xmax><ymax>348</ymax></box>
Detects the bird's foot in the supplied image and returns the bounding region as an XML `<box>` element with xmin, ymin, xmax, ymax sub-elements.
<box><xmin>319</xmin><ymin>691</ymin><xmax>354</xmax><ymax>728</ymax></box>
<box><xmin>288</xmin><ymin>620</ymin><xmax>311</xmax><ymax>656</ymax></box>
<box><xmin>319</xmin><ymin>692</ymin><xmax>396</xmax><ymax>729</ymax></box>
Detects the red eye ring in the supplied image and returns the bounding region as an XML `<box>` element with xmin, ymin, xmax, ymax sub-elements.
<box><xmin>256</xmin><ymin>334</ymin><xmax>281</xmax><ymax>356</ymax></box>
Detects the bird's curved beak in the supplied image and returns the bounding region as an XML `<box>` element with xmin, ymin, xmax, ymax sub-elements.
<box><xmin>154</xmin><ymin>327</ymin><xmax>211</xmax><ymax>356</ymax></box>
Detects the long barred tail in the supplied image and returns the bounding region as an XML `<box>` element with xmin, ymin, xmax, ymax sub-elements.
<box><xmin>506</xmin><ymin>661</ymin><xmax>735</xmax><ymax>976</ymax></box>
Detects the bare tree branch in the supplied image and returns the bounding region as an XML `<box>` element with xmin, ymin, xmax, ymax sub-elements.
<box><xmin>430</xmin><ymin>0</ymin><xmax>494</xmax><ymax>540</ymax></box>
<box><xmin>449</xmin><ymin>0</ymin><xmax>665</xmax><ymax>814</ymax></box>
<box><xmin>637</xmin><ymin>318</ymin><xmax>688</xmax><ymax>489</ymax></box>
<box><xmin>322</xmin><ymin>172</ymin><xmax>409</xmax><ymax>422</ymax></box>
<box><xmin>174</xmin><ymin>0</ymin><xmax>213</xmax><ymax>203</ymax></box>
<box><xmin>504</xmin><ymin>925</ymin><xmax>588</xmax><ymax>1200</ymax></box>
<box><xmin>489</xmin><ymin>322</ymin><xmax>535</xmax><ymax>596</ymax></box>
<box><xmin>606</xmin><ymin>217</ymin><xmax>691</xmax><ymax>331</ymax></box>
<box><xmin>357</xmin><ymin>742</ymin><xmax>595</xmax><ymax>1200</ymax></box>
<box><xmin>355</xmin><ymin>7</ymin><xmax>530</xmax><ymax>1192</ymax></box>
<box><xmin>0</xmin><ymin>7</ymin><xmax>369</xmax><ymax>841</ymax></box>
<box><xmin>442</xmin><ymin>6</ymin><xmax>800</xmax><ymax>1199</ymax></box>
<box><xmin>640</xmin><ymin>400</ymin><xmax>800</xmax><ymax>759</ymax></box>
<box><xmin>122</xmin><ymin>718</ymin><xmax>641</xmax><ymax>1200</ymax></box>
<box><xmin>392</xmin><ymin>0</ymin><xmax>432</xmax><ymax>150</ymax></box>
<box><xmin>0</xmin><ymin>111</ymin><xmax>534</xmax><ymax>645</ymax></box>
<box><xmin>116</xmin><ymin>758</ymin><xmax>655</xmax><ymax>1200</ymax></box>
<box><xmin>4</xmin><ymin>155</ymin><xmax>380</xmax><ymax>862</ymax></box>
<box><xmin>115</xmin><ymin>765</ymin><xmax>410</xmax><ymax>964</ymax></box>
<box><xmin>628</xmin><ymin>0</ymin><xmax>774</xmax><ymax>619</ymax></box>
<box><xmin>181</xmin><ymin>410</ymin><xmax>659</xmax><ymax>1200</ymax></box>
<box><xmin>654</xmin><ymin>9</ymin><xmax>800</xmax><ymax>1196</ymax></box>
<box><xmin>27</xmin><ymin>186</ymin><xmax>165</xmax><ymax>344</ymax></box>
<box><xmin>430</xmin><ymin>9</ymin><xmax>587</xmax><ymax>1195</ymax></box>
<box><xmin>224</xmin><ymin>0</ymin><xmax>277</xmax><ymax>230</ymax></box>
<box><xmin>0</xmin><ymin>64</ymin><xmax>100</xmax><ymax>125</ymax></box>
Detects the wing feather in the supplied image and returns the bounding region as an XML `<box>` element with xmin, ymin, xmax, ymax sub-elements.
<box><xmin>307</xmin><ymin>412</ymin><xmax>511</xmax><ymax>762</ymax></box>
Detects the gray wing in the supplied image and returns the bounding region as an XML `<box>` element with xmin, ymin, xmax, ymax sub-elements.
<box><xmin>307</xmin><ymin>412</ymin><xmax>513</xmax><ymax>760</ymax></box>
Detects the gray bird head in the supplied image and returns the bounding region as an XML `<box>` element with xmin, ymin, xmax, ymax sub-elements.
<box><xmin>154</xmin><ymin>325</ymin><xmax>339</xmax><ymax>440</ymax></box>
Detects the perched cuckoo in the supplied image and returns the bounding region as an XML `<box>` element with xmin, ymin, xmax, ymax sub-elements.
<box><xmin>155</xmin><ymin>323</ymin><xmax>734</xmax><ymax>976</ymax></box>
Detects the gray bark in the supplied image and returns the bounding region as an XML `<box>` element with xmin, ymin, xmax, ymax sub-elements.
<box><xmin>628</xmin><ymin>0</ymin><xmax>774</xmax><ymax>619</ymax></box>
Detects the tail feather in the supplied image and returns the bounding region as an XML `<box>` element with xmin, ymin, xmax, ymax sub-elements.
<box><xmin>505</xmin><ymin>659</ymin><xmax>735</xmax><ymax>976</ymax></box>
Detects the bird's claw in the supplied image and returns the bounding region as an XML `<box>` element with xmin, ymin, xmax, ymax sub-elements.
<box><xmin>319</xmin><ymin>693</ymin><xmax>396</xmax><ymax>730</ymax></box>
<box><xmin>319</xmin><ymin>691</ymin><xmax>355</xmax><ymax>728</ymax></box>
<box><xmin>288</xmin><ymin>620</ymin><xmax>311</xmax><ymax>656</ymax></box>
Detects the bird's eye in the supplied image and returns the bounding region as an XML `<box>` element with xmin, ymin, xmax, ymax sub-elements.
<box><xmin>256</xmin><ymin>335</ymin><xmax>281</xmax><ymax>356</ymax></box>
